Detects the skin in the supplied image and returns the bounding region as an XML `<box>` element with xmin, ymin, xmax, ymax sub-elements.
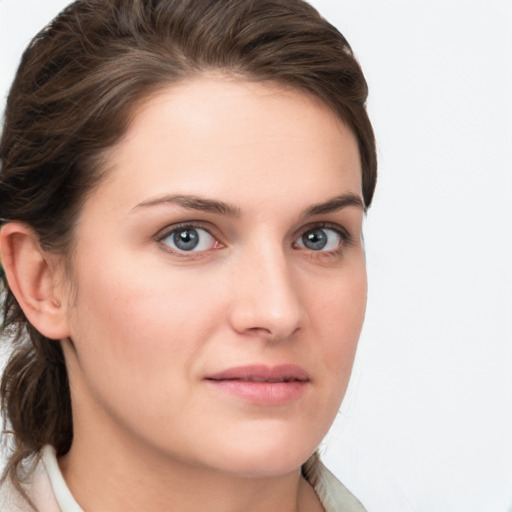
<box><xmin>1</xmin><ymin>77</ymin><xmax>366</xmax><ymax>512</ymax></box>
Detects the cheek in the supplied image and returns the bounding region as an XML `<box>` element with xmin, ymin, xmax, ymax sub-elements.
<box><xmin>305</xmin><ymin>260</ymin><xmax>367</xmax><ymax>383</ymax></box>
<box><xmin>64</xmin><ymin>257</ymin><xmax>228</xmax><ymax>440</ymax></box>
<box><xmin>66</xmin><ymin>250</ymin><xmax>223</xmax><ymax>388</ymax></box>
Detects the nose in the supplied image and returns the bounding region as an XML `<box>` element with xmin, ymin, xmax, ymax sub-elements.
<box><xmin>228</xmin><ymin>243</ymin><xmax>306</xmax><ymax>341</ymax></box>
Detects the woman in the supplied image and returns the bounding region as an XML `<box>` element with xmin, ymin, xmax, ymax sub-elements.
<box><xmin>0</xmin><ymin>0</ymin><xmax>376</xmax><ymax>510</ymax></box>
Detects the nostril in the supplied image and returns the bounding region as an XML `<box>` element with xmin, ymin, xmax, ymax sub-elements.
<box><xmin>228</xmin><ymin>260</ymin><xmax>306</xmax><ymax>339</ymax></box>
<box><xmin>244</xmin><ymin>324</ymin><xmax>301</xmax><ymax>342</ymax></box>
<box><xmin>248</xmin><ymin>326</ymin><xmax>272</xmax><ymax>335</ymax></box>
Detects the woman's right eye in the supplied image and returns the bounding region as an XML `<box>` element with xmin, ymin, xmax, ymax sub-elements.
<box><xmin>160</xmin><ymin>226</ymin><xmax>221</xmax><ymax>253</ymax></box>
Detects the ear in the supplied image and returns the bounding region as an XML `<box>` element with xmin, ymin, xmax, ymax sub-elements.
<box><xmin>0</xmin><ymin>223</ymin><xmax>71</xmax><ymax>340</ymax></box>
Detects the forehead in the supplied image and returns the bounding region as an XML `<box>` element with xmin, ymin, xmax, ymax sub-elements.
<box><xmin>93</xmin><ymin>77</ymin><xmax>362</xmax><ymax>213</ymax></box>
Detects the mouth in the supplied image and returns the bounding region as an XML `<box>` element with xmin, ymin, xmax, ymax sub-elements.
<box><xmin>204</xmin><ymin>364</ymin><xmax>310</xmax><ymax>405</ymax></box>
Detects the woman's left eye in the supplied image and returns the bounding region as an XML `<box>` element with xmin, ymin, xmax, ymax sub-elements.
<box><xmin>160</xmin><ymin>226</ymin><xmax>219</xmax><ymax>253</ymax></box>
<box><xmin>295</xmin><ymin>227</ymin><xmax>345</xmax><ymax>252</ymax></box>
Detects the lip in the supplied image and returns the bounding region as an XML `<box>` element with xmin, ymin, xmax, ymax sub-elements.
<box><xmin>204</xmin><ymin>364</ymin><xmax>310</xmax><ymax>405</ymax></box>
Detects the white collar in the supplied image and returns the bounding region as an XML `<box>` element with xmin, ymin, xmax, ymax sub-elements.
<box><xmin>41</xmin><ymin>446</ymin><xmax>365</xmax><ymax>512</ymax></box>
<box><xmin>41</xmin><ymin>446</ymin><xmax>83</xmax><ymax>512</ymax></box>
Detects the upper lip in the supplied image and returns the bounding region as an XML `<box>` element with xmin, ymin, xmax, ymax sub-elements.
<box><xmin>205</xmin><ymin>364</ymin><xmax>310</xmax><ymax>383</ymax></box>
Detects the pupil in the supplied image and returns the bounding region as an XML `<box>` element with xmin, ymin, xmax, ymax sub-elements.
<box><xmin>173</xmin><ymin>228</ymin><xmax>199</xmax><ymax>251</ymax></box>
<box><xmin>303</xmin><ymin>229</ymin><xmax>327</xmax><ymax>250</ymax></box>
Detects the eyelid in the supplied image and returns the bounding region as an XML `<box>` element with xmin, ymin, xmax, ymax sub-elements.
<box><xmin>155</xmin><ymin>220</ymin><xmax>219</xmax><ymax>241</ymax></box>
<box><xmin>292</xmin><ymin>221</ymin><xmax>354</xmax><ymax>259</ymax></box>
<box><xmin>153</xmin><ymin>220</ymin><xmax>353</xmax><ymax>257</ymax></box>
<box><xmin>155</xmin><ymin>221</ymin><xmax>224</xmax><ymax>255</ymax></box>
<box><xmin>294</xmin><ymin>221</ymin><xmax>352</xmax><ymax>244</ymax></box>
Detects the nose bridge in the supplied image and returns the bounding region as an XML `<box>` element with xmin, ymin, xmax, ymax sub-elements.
<box><xmin>230</xmin><ymin>235</ymin><xmax>305</xmax><ymax>339</ymax></box>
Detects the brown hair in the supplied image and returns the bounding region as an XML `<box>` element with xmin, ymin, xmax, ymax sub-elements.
<box><xmin>0</xmin><ymin>0</ymin><xmax>376</xmax><ymax>492</ymax></box>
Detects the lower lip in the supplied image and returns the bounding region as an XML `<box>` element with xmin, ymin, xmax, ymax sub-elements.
<box><xmin>205</xmin><ymin>379</ymin><xmax>308</xmax><ymax>405</ymax></box>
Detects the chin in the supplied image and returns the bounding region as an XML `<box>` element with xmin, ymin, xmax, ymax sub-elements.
<box><xmin>190</xmin><ymin>422</ymin><xmax>322</xmax><ymax>478</ymax></box>
<box><xmin>210</xmin><ymin>450</ymin><xmax>313</xmax><ymax>479</ymax></box>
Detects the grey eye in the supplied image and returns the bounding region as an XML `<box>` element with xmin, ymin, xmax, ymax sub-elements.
<box><xmin>162</xmin><ymin>227</ymin><xmax>215</xmax><ymax>252</ymax></box>
<box><xmin>173</xmin><ymin>228</ymin><xmax>199</xmax><ymax>251</ymax></box>
<box><xmin>297</xmin><ymin>227</ymin><xmax>342</xmax><ymax>251</ymax></box>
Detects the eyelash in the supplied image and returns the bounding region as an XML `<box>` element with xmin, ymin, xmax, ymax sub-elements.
<box><xmin>294</xmin><ymin>222</ymin><xmax>353</xmax><ymax>258</ymax></box>
<box><xmin>155</xmin><ymin>221</ymin><xmax>353</xmax><ymax>259</ymax></box>
<box><xmin>156</xmin><ymin>222</ymin><xmax>222</xmax><ymax>258</ymax></box>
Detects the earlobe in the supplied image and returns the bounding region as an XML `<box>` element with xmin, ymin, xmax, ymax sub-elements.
<box><xmin>0</xmin><ymin>223</ymin><xmax>70</xmax><ymax>340</ymax></box>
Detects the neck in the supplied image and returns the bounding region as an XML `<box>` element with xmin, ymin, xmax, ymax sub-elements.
<box><xmin>60</xmin><ymin>353</ymin><xmax>324</xmax><ymax>512</ymax></box>
<box><xmin>59</xmin><ymin>427</ymin><xmax>323</xmax><ymax>512</ymax></box>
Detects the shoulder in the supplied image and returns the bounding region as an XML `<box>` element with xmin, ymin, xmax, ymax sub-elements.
<box><xmin>303</xmin><ymin>453</ymin><xmax>367</xmax><ymax>512</ymax></box>
<box><xmin>0</xmin><ymin>454</ymin><xmax>61</xmax><ymax>512</ymax></box>
<box><xmin>0</xmin><ymin>480</ymin><xmax>29</xmax><ymax>512</ymax></box>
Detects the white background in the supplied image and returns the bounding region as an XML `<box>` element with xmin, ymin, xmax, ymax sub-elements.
<box><xmin>1</xmin><ymin>1</ymin><xmax>511</xmax><ymax>511</ymax></box>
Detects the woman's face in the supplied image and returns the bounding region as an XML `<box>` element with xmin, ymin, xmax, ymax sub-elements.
<box><xmin>61</xmin><ymin>77</ymin><xmax>367</xmax><ymax>477</ymax></box>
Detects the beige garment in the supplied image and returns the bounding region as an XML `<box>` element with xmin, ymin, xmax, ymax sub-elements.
<box><xmin>0</xmin><ymin>446</ymin><xmax>367</xmax><ymax>512</ymax></box>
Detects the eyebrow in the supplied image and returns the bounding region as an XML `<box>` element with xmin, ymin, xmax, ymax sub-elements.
<box><xmin>132</xmin><ymin>194</ymin><xmax>241</xmax><ymax>217</ymax></box>
<box><xmin>132</xmin><ymin>192</ymin><xmax>364</xmax><ymax>217</ymax></box>
<box><xmin>303</xmin><ymin>193</ymin><xmax>365</xmax><ymax>216</ymax></box>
